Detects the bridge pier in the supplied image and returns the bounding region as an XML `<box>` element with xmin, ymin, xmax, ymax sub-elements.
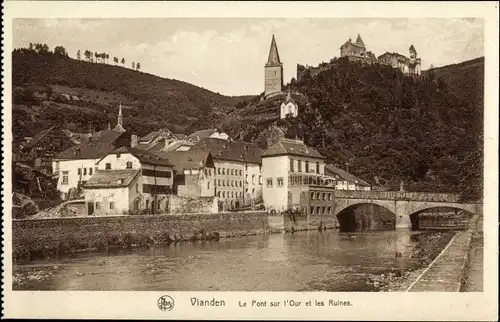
<box><xmin>396</xmin><ymin>214</ymin><xmax>412</xmax><ymax>229</ymax></box>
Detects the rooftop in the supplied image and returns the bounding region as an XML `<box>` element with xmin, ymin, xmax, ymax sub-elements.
<box><xmin>191</xmin><ymin>137</ymin><xmax>264</xmax><ymax>164</ymax></box>
<box><xmin>83</xmin><ymin>169</ymin><xmax>140</xmax><ymax>189</ymax></box>
<box><xmin>262</xmin><ymin>138</ymin><xmax>324</xmax><ymax>159</ymax></box>
<box><xmin>155</xmin><ymin>150</ymin><xmax>214</xmax><ymax>172</ymax></box>
<box><xmin>324</xmin><ymin>164</ymin><xmax>370</xmax><ymax>186</ymax></box>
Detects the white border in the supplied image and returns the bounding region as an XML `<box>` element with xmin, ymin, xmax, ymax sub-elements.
<box><xmin>2</xmin><ymin>1</ymin><xmax>499</xmax><ymax>320</ymax></box>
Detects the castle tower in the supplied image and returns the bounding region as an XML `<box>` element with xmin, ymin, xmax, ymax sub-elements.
<box><xmin>112</xmin><ymin>103</ymin><xmax>126</xmax><ymax>132</ymax></box>
<box><xmin>264</xmin><ymin>35</ymin><xmax>283</xmax><ymax>97</ymax></box>
<box><xmin>355</xmin><ymin>34</ymin><xmax>365</xmax><ymax>48</ymax></box>
<box><xmin>409</xmin><ymin>45</ymin><xmax>422</xmax><ymax>75</ymax></box>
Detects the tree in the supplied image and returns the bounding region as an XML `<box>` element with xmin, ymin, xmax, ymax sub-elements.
<box><xmin>132</xmin><ymin>61</ymin><xmax>135</xmax><ymax>69</ymax></box>
<box><xmin>121</xmin><ymin>58</ymin><xmax>125</xmax><ymax>66</ymax></box>
<box><xmin>76</xmin><ymin>49</ymin><xmax>81</xmax><ymax>60</ymax></box>
<box><xmin>136</xmin><ymin>62</ymin><xmax>141</xmax><ymax>71</ymax></box>
<box><xmin>54</xmin><ymin>45</ymin><xmax>68</xmax><ymax>58</ymax></box>
<box><xmin>113</xmin><ymin>56</ymin><xmax>118</xmax><ymax>64</ymax></box>
<box><xmin>106</xmin><ymin>53</ymin><xmax>110</xmax><ymax>64</ymax></box>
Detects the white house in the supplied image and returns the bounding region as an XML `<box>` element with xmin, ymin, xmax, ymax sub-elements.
<box><xmin>261</xmin><ymin>138</ymin><xmax>325</xmax><ymax>212</ymax></box>
<box><xmin>324</xmin><ymin>164</ymin><xmax>371</xmax><ymax>191</ymax></box>
<box><xmin>95</xmin><ymin>147</ymin><xmax>174</xmax><ymax>213</ymax></box>
<box><xmin>280</xmin><ymin>90</ymin><xmax>299</xmax><ymax>119</ymax></box>
<box><xmin>83</xmin><ymin>169</ymin><xmax>142</xmax><ymax>216</ymax></box>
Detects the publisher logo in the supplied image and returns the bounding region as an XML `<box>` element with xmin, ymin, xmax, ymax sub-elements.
<box><xmin>158</xmin><ymin>295</ymin><xmax>175</xmax><ymax>311</ymax></box>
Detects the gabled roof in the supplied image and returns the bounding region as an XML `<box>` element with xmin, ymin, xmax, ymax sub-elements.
<box><xmin>139</xmin><ymin>131</ymin><xmax>159</xmax><ymax>143</ymax></box>
<box><xmin>155</xmin><ymin>150</ymin><xmax>214</xmax><ymax>172</ymax></box>
<box><xmin>112</xmin><ymin>123</ymin><xmax>126</xmax><ymax>133</ymax></box>
<box><xmin>56</xmin><ymin>142</ymin><xmax>117</xmax><ymax>160</ymax></box>
<box><xmin>190</xmin><ymin>137</ymin><xmax>264</xmax><ymax>164</ymax></box>
<box><xmin>283</xmin><ymin>89</ymin><xmax>297</xmax><ymax>105</ymax></box>
<box><xmin>90</xmin><ymin>129</ymin><xmax>126</xmax><ymax>144</ymax></box>
<box><xmin>324</xmin><ymin>164</ymin><xmax>370</xmax><ymax>186</ymax></box>
<box><xmin>262</xmin><ymin>139</ymin><xmax>323</xmax><ymax>159</ymax></box>
<box><xmin>21</xmin><ymin>126</ymin><xmax>56</xmax><ymax>151</ymax></box>
<box><xmin>95</xmin><ymin>146</ymin><xmax>173</xmax><ymax>167</ymax></box>
<box><xmin>83</xmin><ymin>169</ymin><xmax>140</xmax><ymax>189</ymax></box>
<box><xmin>266</xmin><ymin>34</ymin><xmax>282</xmax><ymax>66</ymax></box>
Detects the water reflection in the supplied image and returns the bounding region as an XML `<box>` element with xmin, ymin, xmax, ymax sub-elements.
<box><xmin>14</xmin><ymin>230</ymin><xmax>442</xmax><ymax>292</ymax></box>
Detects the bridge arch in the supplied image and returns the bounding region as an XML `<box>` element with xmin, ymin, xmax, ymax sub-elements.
<box><xmin>335</xmin><ymin>202</ymin><xmax>397</xmax><ymax>232</ymax></box>
<box><xmin>408</xmin><ymin>205</ymin><xmax>475</xmax><ymax>230</ymax></box>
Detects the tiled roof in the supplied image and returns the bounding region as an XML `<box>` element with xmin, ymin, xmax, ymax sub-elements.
<box><xmin>188</xmin><ymin>128</ymin><xmax>217</xmax><ymax>140</ymax></box>
<box><xmin>90</xmin><ymin>129</ymin><xmax>125</xmax><ymax>143</ymax></box>
<box><xmin>154</xmin><ymin>150</ymin><xmax>213</xmax><ymax>172</ymax></box>
<box><xmin>139</xmin><ymin>131</ymin><xmax>159</xmax><ymax>142</ymax></box>
<box><xmin>266</xmin><ymin>34</ymin><xmax>282</xmax><ymax>66</ymax></box>
<box><xmin>324</xmin><ymin>164</ymin><xmax>370</xmax><ymax>186</ymax></box>
<box><xmin>57</xmin><ymin>142</ymin><xmax>117</xmax><ymax>160</ymax></box>
<box><xmin>191</xmin><ymin>138</ymin><xmax>263</xmax><ymax>164</ymax></box>
<box><xmin>83</xmin><ymin>169</ymin><xmax>140</xmax><ymax>189</ymax></box>
<box><xmin>96</xmin><ymin>146</ymin><xmax>173</xmax><ymax>167</ymax></box>
<box><xmin>21</xmin><ymin>126</ymin><xmax>56</xmax><ymax>151</ymax></box>
<box><xmin>262</xmin><ymin>139</ymin><xmax>323</xmax><ymax>159</ymax></box>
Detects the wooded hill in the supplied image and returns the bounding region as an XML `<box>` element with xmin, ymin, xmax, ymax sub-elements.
<box><xmin>12</xmin><ymin>49</ymin><xmax>252</xmax><ymax>141</ymax></box>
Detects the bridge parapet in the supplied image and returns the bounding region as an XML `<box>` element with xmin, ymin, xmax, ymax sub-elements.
<box><xmin>332</xmin><ymin>190</ymin><xmax>462</xmax><ymax>203</ymax></box>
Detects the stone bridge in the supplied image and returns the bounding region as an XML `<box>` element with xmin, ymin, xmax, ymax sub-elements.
<box><xmin>331</xmin><ymin>190</ymin><xmax>483</xmax><ymax>229</ymax></box>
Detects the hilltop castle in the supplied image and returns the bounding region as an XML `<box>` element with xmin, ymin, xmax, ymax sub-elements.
<box><xmin>296</xmin><ymin>33</ymin><xmax>422</xmax><ymax>82</ymax></box>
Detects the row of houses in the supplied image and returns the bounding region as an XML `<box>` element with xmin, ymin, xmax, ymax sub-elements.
<box><xmin>15</xmin><ymin>105</ymin><xmax>372</xmax><ymax>216</ymax></box>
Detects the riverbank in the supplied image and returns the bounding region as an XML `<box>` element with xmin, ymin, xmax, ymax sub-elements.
<box><xmin>461</xmin><ymin>215</ymin><xmax>483</xmax><ymax>291</ymax></box>
<box><xmin>12</xmin><ymin>212</ymin><xmax>269</xmax><ymax>264</ymax></box>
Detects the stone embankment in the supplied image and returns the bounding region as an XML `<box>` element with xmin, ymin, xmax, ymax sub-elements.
<box><xmin>405</xmin><ymin>214</ymin><xmax>481</xmax><ymax>292</ymax></box>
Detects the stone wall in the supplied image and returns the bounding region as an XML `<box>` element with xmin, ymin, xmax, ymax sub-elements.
<box><xmin>12</xmin><ymin>211</ymin><xmax>269</xmax><ymax>262</ymax></box>
<box><xmin>283</xmin><ymin>213</ymin><xmax>338</xmax><ymax>232</ymax></box>
<box><xmin>169</xmin><ymin>195</ymin><xmax>218</xmax><ymax>214</ymax></box>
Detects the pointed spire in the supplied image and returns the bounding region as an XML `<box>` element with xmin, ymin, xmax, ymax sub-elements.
<box><xmin>355</xmin><ymin>34</ymin><xmax>365</xmax><ymax>47</ymax></box>
<box><xmin>266</xmin><ymin>34</ymin><xmax>281</xmax><ymax>66</ymax></box>
<box><xmin>113</xmin><ymin>102</ymin><xmax>126</xmax><ymax>133</ymax></box>
<box><xmin>286</xmin><ymin>88</ymin><xmax>292</xmax><ymax>101</ymax></box>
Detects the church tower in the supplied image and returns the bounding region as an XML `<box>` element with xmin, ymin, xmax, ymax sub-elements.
<box><xmin>112</xmin><ymin>103</ymin><xmax>126</xmax><ymax>133</ymax></box>
<box><xmin>264</xmin><ymin>35</ymin><xmax>283</xmax><ymax>97</ymax></box>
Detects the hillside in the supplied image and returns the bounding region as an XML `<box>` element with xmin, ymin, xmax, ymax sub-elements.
<box><xmin>12</xmin><ymin>50</ymin><xmax>252</xmax><ymax>140</ymax></box>
<box><xmin>225</xmin><ymin>57</ymin><xmax>484</xmax><ymax>194</ymax></box>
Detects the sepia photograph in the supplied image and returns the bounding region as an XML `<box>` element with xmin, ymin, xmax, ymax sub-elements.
<box><xmin>2</xmin><ymin>1</ymin><xmax>498</xmax><ymax>320</ymax></box>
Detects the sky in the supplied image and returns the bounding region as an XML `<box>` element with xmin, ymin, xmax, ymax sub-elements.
<box><xmin>13</xmin><ymin>18</ymin><xmax>484</xmax><ymax>96</ymax></box>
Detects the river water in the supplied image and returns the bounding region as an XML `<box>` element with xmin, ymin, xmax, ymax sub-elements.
<box><xmin>13</xmin><ymin>230</ymin><xmax>451</xmax><ymax>291</ymax></box>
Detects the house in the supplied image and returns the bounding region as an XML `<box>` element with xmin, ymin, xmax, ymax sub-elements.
<box><xmin>52</xmin><ymin>106</ymin><xmax>132</xmax><ymax>200</ymax></box>
<box><xmin>95</xmin><ymin>147</ymin><xmax>174</xmax><ymax>214</ymax></box>
<box><xmin>261</xmin><ymin>138</ymin><xmax>329</xmax><ymax>212</ymax></box>
<box><xmin>190</xmin><ymin>138</ymin><xmax>264</xmax><ymax>210</ymax></box>
<box><xmin>18</xmin><ymin>126</ymin><xmax>77</xmax><ymax>175</ymax></box>
<box><xmin>157</xmin><ymin>150</ymin><xmax>215</xmax><ymax>198</ymax></box>
<box><xmin>280</xmin><ymin>89</ymin><xmax>299</xmax><ymax>119</ymax></box>
<box><xmin>83</xmin><ymin>169</ymin><xmax>142</xmax><ymax>216</ymax></box>
<box><xmin>324</xmin><ymin>164</ymin><xmax>371</xmax><ymax>191</ymax></box>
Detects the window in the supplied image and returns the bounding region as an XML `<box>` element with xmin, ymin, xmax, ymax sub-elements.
<box><xmin>110</xmin><ymin>202</ymin><xmax>115</xmax><ymax>209</ymax></box>
<box><xmin>322</xmin><ymin>206</ymin><xmax>326</xmax><ymax>214</ymax></box>
<box><xmin>245</xmin><ymin>174</ymin><xmax>248</xmax><ymax>184</ymax></box>
<box><xmin>316</xmin><ymin>162</ymin><xmax>320</xmax><ymax>174</ymax></box>
<box><xmin>259</xmin><ymin>175</ymin><xmax>262</xmax><ymax>184</ymax></box>
<box><xmin>316</xmin><ymin>192</ymin><xmax>320</xmax><ymax>199</ymax></box>
<box><xmin>105</xmin><ymin>163</ymin><xmax>111</xmax><ymax>170</ymax></box>
<box><xmin>218</xmin><ymin>168</ymin><xmax>221</xmax><ymax>175</ymax></box>
<box><xmin>217</xmin><ymin>191</ymin><xmax>221</xmax><ymax>197</ymax></box>
<box><xmin>328</xmin><ymin>193</ymin><xmax>332</xmax><ymax>201</ymax></box>
<box><xmin>62</xmin><ymin>171</ymin><xmax>69</xmax><ymax>184</ymax></box>
<box><xmin>126</xmin><ymin>161</ymin><xmax>133</xmax><ymax>169</ymax></box>
<box><xmin>219</xmin><ymin>179</ymin><xmax>222</xmax><ymax>186</ymax></box>
<box><xmin>231</xmin><ymin>180</ymin><xmax>234</xmax><ymax>187</ymax></box>
<box><xmin>252</xmin><ymin>175</ymin><xmax>255</xmax><ymax>184</ymax></box>
<box><xmin>89</xmin><ymin>167</ymin><xmax>93</xmax><ymax>176</ymax></box>
<box><xmin>298</xmin><ymin>160</ymin><xmax>302</xmax><ymax>172</ymax></box>
<box><xmin>267</xmin><ymin>178</ymin><xmax>273</xmax><ymax>188</ymax></box>
<box><xmin>231</xmin><ymin>169</ymin><xmax>234</xmax><ymax>175</ymax></box>
<box><xmin>290</xmin><ymin>158</ymin><xmax>294</xmax><ymax>172</ymax></box>
<box><xmin>222</xmin><ymin>168</ymin><xmax>225</xmax><ymax>175</ymax></box>
<box><xmin>327</xmin><ymin>206</ymin><xmax>332</xmax><ymax>214</ymax></box>
<box><xmin>207</xmin><ymin>182</ymin><xmax>210</xmax><ymax>189</ymax></box>
<box><xmin>83</xmin><ymin>168</ymin><xmax>87</xmax><ymax>175</ymax></box>
<box><xmin>146</xmin><ymin>200</ymin><xmax>149</xmax><ymax>209</ymax></box>
<box><xmin>78</xmin><ymin>168</ymin><xmax>82</xmax><ymax>175</ymax></box>
<box><xmin>214</xmin><ymin>180</ymin><xmax>217</xmax><ymax>187</ymax></box>
<box><xmin>222</xmin><ymin>191</ymin><xmax>226</xmax><ymax>198</ymax></box>
<box><xmin>95</xmin><ymin>202</ymin><xmax>100</xmax><ymax>210</ymax></box>
<box><xmin>239</xmin><ymin>181</ymin><xmax>242</xmax><ymax>187</ymax></box>
<box><xmin>222</xmin><ymin>180</ymin><xmax>225</xmax><ymax>187</ymax></box>
<box><xmin>239</xmin><ymin>170</ymin><xmax>242</xmax><ymax>176</ymax></box>
<box><xmin>227</xmin><ymin>179</ymin><xmax>230</xmax><ymax>186</ymax></box>
<box><xmin>231</xmin><ymin>191</ymin><xmax>234</xmax><ymax>198</ymax></box>
<box><xmin>252</xmin><ymin>188</ymin><xmax>255</xmax><ymax>195</ymax></box>
<box><xmin>310</xmin><ymin>192</ymin><xmax>315</xmax><ymax>200</ymax></box>
<box><xmin>310</xmin><ymin>206</ymin><xmax>315</xmax><ymax>214</ymax></box>
<box><xmin>322</xmin><ymin>193</ymin><xmax>326</xmax><ymax>200</ymax></box>
<box><xmin>136</xmin><ymin>183</ymin><xmax>139</xmax><ymax>193</ymax></box>
<box><xmin>316</xmin><ymin>206</ymin><xmax>321</xmax><ymax>214</ymax></box>
<box><xmin>205</xmin><ymin>169</ymin><xmax>208</xmax><ymax>176</ymax></box>
<box><xmin>277</xmin><ymin>177</ymin><xmax>284</xmax><ymax>187</ymax></box>
<box><xmin>158</xmin><ymin>202</ymin><xmax>161</xmax><ymax>210</ymax></box>
<box><xmin>305</xmin><ymin>161</ymin><xmax>309</xmax><ymax>173</ymax></box>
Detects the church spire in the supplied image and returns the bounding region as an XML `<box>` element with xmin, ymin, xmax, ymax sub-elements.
<box><xmin>112</xmin><ymin>103</ymin><xmax>126</xmax><ymax>133</ymax></box>
<box><xmin>355</xmin><ymin>34</ymin><xmax>365</xmax><ymax>47</ymax></box>
<box><xmin>266</xmin><ymin>34</ymin><xmax>281</xmax><ymax>66</ymax></box>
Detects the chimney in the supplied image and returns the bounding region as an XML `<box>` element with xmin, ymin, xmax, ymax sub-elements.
<box><xmin>131</xmin><ymin>134</ymin><xmax>138</xmax><ymax>148</ymax></box>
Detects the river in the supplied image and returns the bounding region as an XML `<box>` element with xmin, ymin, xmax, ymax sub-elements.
<box><xmin>12</xmin><ymin>229</ymin><xmax>453</xmax><ymax>291</ymax></box>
